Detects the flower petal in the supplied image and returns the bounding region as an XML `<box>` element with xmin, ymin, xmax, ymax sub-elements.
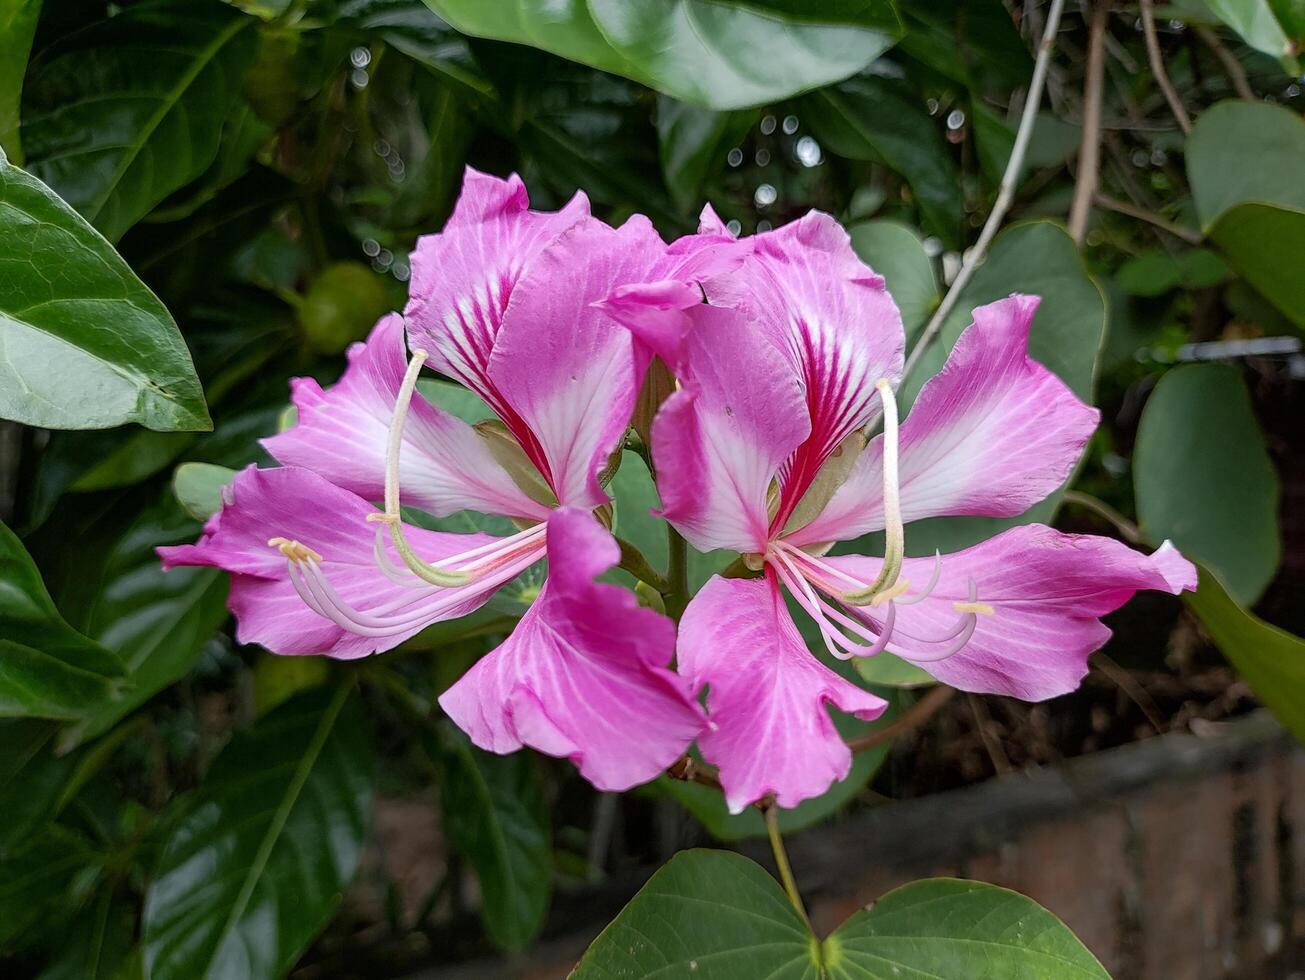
<box><xmin>261</xmin><ymin>314</ymin><xmax>549</xmax><ymax>521</ymax></box>
<box><xmin>158</xmin><ymin>466</ymin><xmax>518</xmax><ymax>659</ymax></box>
<box><xmin>820</xmin><ymin>525</ymin><xmax>1197</xmax><ymax>700</ymax></box>
<box><xmin>746</xmin><ymin>212</ymin><xmax>905</xmax><ymax>530</ymax></box>
<box><xmin>678</xmin><ymin>573</ymin><xmax>888</xmax><ymax>813</ymax></box>
<box><xmin>438</xmin><ymin>507</ymin><xmax>706</xmax><ymax>791</ymax></box>
<box><xmin>404</xmin><ymin>167</ymin><xmax>589</xmax><ymax>422</ymax></box>
<box><xmin>790</xmin><ymin>295</ymin><xmax>1100</xmax><ymax>547</ymax></box>
<box><xmin>650</xmin><ymin>304</ymin><xmax>809</xmax><ymax>553</ymax></box>
<box><xmin>486</xmin><ymin>215</ymin><xmax>666</xmax><ymax>509</ymax></box>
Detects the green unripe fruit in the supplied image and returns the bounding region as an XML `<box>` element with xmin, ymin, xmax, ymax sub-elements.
<box><xmin>298</xmin><ymin>261</ymin><xmax>390</xmax><ymax>355</ymax></box>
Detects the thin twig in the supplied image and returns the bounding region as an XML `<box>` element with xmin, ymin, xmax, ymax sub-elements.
<box><xmin>1194</xmin><ymin>25</ymin><xmax>1256</xmax><ymax>101</ymax></box>
<box><xmin>1093</xmin><ymin>191</ymin><xmax>1203</xmax><ymax>245</ymax></box>
<box><xmin>968</xmin><ymin>694</ymin><xmax>1013</xmax><ymax>775</ymax></box>
<box><xmin>901</xmin><ymin>0</ymin><xmax>1067</xmax><ymax>383</ymax></box>
<box><xmin>1062</xmin><ymin>489</ymin><xmax>1143</xmax><ymax>543</ymax></box>
<box><xmin>765</xmin><ymin>805</ymin><xmax>812</xmax><ymax>930</ymax></box>
<box><xmin>1092</xmin><ymin>651</ymin><xmax>1166</xmax><ymax>734</ymax></box>
<box><xmin>1069</xmin><ymin>0</ymin><xmax>1109</xmax><ymax>246</ymax></box>
<box><xmin>1140</xmin><ymin>0</ymin><xmax>1193</xmax><ymax>134</ymax></box>
<box><xmin>615</xmin><ymin>536</ymin><xmax>670</xmax><ymax>594</ymax></box>
<box><xmin>666</xmin><ymin>754</ymin><xmax>722</xmax><ymax>790</ymax></box>
<box><xmin>844</xmin><ymin>684</ymin><xmax>956</xmax><ymax>753</ymax></box>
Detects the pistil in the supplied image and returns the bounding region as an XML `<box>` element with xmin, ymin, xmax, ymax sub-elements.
<box><xmin>842</xmin><ymin>379</ymin><xmax>904</xmax><ymax>607</ymax></box>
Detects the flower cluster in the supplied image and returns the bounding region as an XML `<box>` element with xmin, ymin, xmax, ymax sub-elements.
<box><xmin>161</xmin><ymin>168</ymin><xmax>1196</xmax><ymax>813</ymax></box>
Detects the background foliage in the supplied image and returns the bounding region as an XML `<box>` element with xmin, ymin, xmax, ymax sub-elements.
<box><xmin>1</xmin><ymin>0</ymin><xmax>1302</xmax><ymax>976</ymax></box>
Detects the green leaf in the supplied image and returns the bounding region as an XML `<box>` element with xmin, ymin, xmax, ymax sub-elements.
<box><xmin>0</xmin><ymin>153</ymin><xmax>211</xmax><ymax>431</ymax></box>
<box><xmin>0</xmin><ymin>721</ymin><xmax>75</xmax><ymax>857</ymax></box>
<box><xmin>143</xmin><ymin>685</ymin><xmax>375</xmax><ymax>980</ymax></box>
<box><xmin>849</xmin><ymin>220</ymin><xmax>939</xmax><ymax>342</ymax></box>
<box><xmin>425</xmin><ymin>0</ymin><xmax>902</xmax><ymax>110</ymax></box>
<box><xmin>1202</xmin><ymin>0</ymin><xmax>1297</xmax><ymax>60</ymax></box>
<box><xmin>436</xmin><ymin>728</ymin><xmax>551</xmax><ymax>952</ymax></box>
<box><xmin>172</xmin><ymin>463</ymin><xmax>238</xmax><ymax>521</ymax></box>
<box><xmin>1134</xmin><ymin>363</ymin><xmax>1280</xmax><ymax>606</ymax></box>
<box><xmin>853</xmin><ymin>651</ymin><xmax>935</xmax><ymax>688</ymax></box>
<box><xmin>1187</xmin><ymin>100</ymin><xmax>1305</xmax><ymax>320</ymax></box>
<box><xmin>0</xmin><ymin>521</ymin><xmax>125</xmax><ymax>721</ymax></box>
<box><xmin>572</xmin><ymin>849</ymin><xmax>818</xmax><ymax>979</ymax></box>
<box><xmin>1209</xmin><ymin>202</ymin><xmax>1305</xmax><ymax>329</ymax></box>
<box><xmin>823</xmin><ymin>878</ymin><xmax>1109</xmax><ymax>978</ymax></box>
<box><xmin>0</xmin><ymin>826</ymin><xmax>105</xmax><ymax>953</ymax></box>
<box><xmin>660</xmin><ymin>692</ymin><xmax>900</xmax><ymax>841</ymax></box>
<box><xmin>36</xmin><ymin>889</ymin><xmax>136</xmax><ymax>980</ymax></box>
<box><xmin>1116</xmin><ymin>247</ymin><xmax>1230</xmax><ymax>298</ymax></box>
<box><xmin>0</xmin><ymin>0</ymin><xmax>40</xmax><ymax>163</ymax></box>
<box><xmin>657</xmin><ymin>98</ymin><xmax>756</xmax><ymax>213</ymax></box>
<box><xmin>63</xmin><ymin>497</ymin><xmax>230</xmax><ymax>746</ymax></box>
<box><xmin>22</xmin><ymin>2</ymin><xmax>257</xmax><ymax>241</ymax></box>
<box><xmin>1185</xmin><ymin>563</ymin><xmax>1305</xmax><ymax>741</ymax></box>
<box><xmin>801</xmin><ymin>77</ymin><xmax>963</xmax><ymax>245</ymax></box>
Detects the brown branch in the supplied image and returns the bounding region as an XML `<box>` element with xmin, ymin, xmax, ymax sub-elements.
<box><xmin>1092</xmin><ymin>192</ymin><xmax>1203</xmax><ymax>245</ymax></box>
<box><xmin>1194</xmin><ymin>25</ymin><xmax>1256</xmax><ymax>101</ymax></box>
<box><xmin>666</xmin><ymin>754</ymin><xmax>722</xmax><ymax>791</ymax></box>
<box><xmin>968</xmin><ymin>694</ymin><xmax>1013</xmax><ymax>775</ymax></box>
<box><xmin>1140</xmin><ymin>0</ymin><xmax>1193</xmax><ymax>134</ymax></box>
<box><xmin>1092</xmin><ymin>651</ymin><xmax>1166</xmax><ymax>734</ymax></box>
<box><xmin>845</xmin><ymin>684</ymin><xmax>955</xmax><ymax>754</ymax></box>
<box><xmin>1069</xmin><ymin>0</ymin><xmax>1110</xmax><ymax>246</ymax></box>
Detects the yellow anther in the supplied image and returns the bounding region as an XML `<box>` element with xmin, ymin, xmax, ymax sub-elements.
<box><xmin>953</xmin><ymin>601</ymin><xmax>995</xmax><ymax>616</ymax></box>
<box><xmin>268</xmin><ymin>537</ymin><xmax>322</xmax><ymax>564</ymax></box>
<box><xmin>366</xmin><ymin>512</ymin><xmax>396</xmax><ymax>524</ymax></box>
<box><xmin>869</xmin><ymin>578</ymin><xmax>912</xmax><ymax>607</ymax></box>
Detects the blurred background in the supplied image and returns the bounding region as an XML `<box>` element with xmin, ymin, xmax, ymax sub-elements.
<box><xmin>1</xmin><ymin>1</ymin><xmax>1303</xmax><ymax>977</ymax></box>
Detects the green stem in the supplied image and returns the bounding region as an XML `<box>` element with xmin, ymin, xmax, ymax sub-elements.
<box><xmin>765</xmin><ymin>805</ymin><xmax>811</xmax><ymax>930</ymax></box>
<box><xmin>665</xmin><ymin>526</ymin><xmax>689</xmax><ymax>619</ymax></box>
<box><xmin>615</xmin><ymin>536</ymin><xmax>671</xmax><ymax>594</ymax></box>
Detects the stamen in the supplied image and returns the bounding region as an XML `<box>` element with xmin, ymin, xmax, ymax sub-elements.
<box><xmin>896</xmin><ymin>551</ymin><xmax>942</xmax><ymax>605</ymax></box>
<box><xmin>841</xmin><ymin>378</ymin><xmax>904</xmax><ymax>607</ymax></box>
<box><xmin>770</xmin><ymin>553</ymin><xmax>859</xmax><ymax>660</ymax></box>
<box><xmin>268</xmin><ymin>537</ymin><xmax>322</xmax><ymax>563</ymax></box>
<box><xmin>954</xmin><ymin>600</ymin><xmax>995</xmax><ymax>616</ymax></box>
<box><xmin>379</xmin><ymin>348</ymin><xmax>475</xmax><ymax>588</ymax></box>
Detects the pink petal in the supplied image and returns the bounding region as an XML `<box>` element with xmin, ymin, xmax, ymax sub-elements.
<box><xmin>790</xmin><ymin>295</ymin><xmax>1100</xmax><ymax>548</ymax></box>
<box><xmin>157</xmin><ymin>466</ymin><xmax>516</xmax><ymax>659</ymax></box>
<box><xmin>678</xmin><ymin>573</ymin><xmax>888</xmax><ymax>813</ymax></box>
<box><xmin>820</xmin><ymin>525</ymin><xmax>1197</xmax><ymax>701</ymax></box>
<box><xmin>404</xmin><ymin>167</ymin><xmax>589</xmax><ymax>424</ymax></box>
<box><xmin>486</xmin><ymin>215</ymin><xmax>666</xmax><ymax>509</ymax></box>
<box><xmin>650</xmin><ymin>305</ymin><xmax>809</xmax><ymax>553</ymax></box>
<box><xmin>262</xmin><ymin>314</ymin><xmax>549</xmax><ymax>521</ymax></box>
<box><xmin>438</xmin><ymin>507</ymin><xmax>705</xmax><ymax>791</ymax></box>
<box><xmin>746</xmin><ymin>212</ymin><xmax>905</xmax><ymax>531</ymax></box>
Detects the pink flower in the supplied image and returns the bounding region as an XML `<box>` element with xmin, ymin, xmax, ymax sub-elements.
<box><xmin>159</xmin><ymin>169</ymin><xmax>705</xmax><ymax>791</ymax></box>
<box><xmin>606</xmin><ymin>211</ymin><xmax>1198</xmax><ymax>813</ymax></box>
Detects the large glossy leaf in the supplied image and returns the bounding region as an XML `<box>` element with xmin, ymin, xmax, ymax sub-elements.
<box><xmin>0</xmin><ymin>826</ymin><xmax>105</xmax><ymax>952</ymax></box>
<box><xmin>436</xmin><ymin>728</ymin><xmax>551</xmax><ymax>952</ymax></box>
<box><xmin>425</xmin><ymin>0</ymin><xmax>902</xmax><ymax>110</ymax></box>
<box><xmin>849</xmin><ymin>219</ymin><xmax>938</xmax><ymax>342</ymax></box>
<box><xmin>823</xmin><ymin>878</ymin><xmax>1109</xmax><ymax>978</ymax></box>
<box><xmin>64</xmin><ymin>497</ymin><xmax>230</xmax><ymax>745</ymax></box>
<box><xmin>22</xmin><ymin>1</ymin><xmax>257</xmax><ymax>242</ymax></box>
<box><xmin>0</xmin><ymin>721</ymin><xmax>75</xmax><ymax>857</ymax></box>
<box><xmin>0</xmin><ymin>0</ymin><xmax>40</xmax><ymax>163</ymax></box>
<box><xmin>1133</xmin><ymin>363</ymin><xmax>1279</xmax><ymax>606</ymax></box>
<box><xmin>143</xmin><ymin>685</ymin><xmax>375</xmax><ymax>980</ymax></box>
<box><xmin>0</xmin><ymin>521</ymin><xmax>125</xmax><ymax>721</ymax></box>
<box><xmin>0</xmin><ymin>153</ymin><xmax>210</xmax><ymax>431</ymax></box>
<box><xmin>572</xmin><ymin>849</ymin><xmax>818</xmax><ymax>979</ymax></box>
<box><xmin>1186</xmin><ymin>563</ymin><xmax>1305</xmax><ymax>741</ymax></box>
<box><xmin>801</xmin><ymin>76</ymin><xmax>963</xmax><ymax>245</ymax></box>
<box><xmin>36</xmin><ymin>889</ymin><xmax>136</xmax><ymax>980</ymax></box>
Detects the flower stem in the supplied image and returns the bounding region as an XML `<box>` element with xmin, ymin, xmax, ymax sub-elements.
<box><xmin>765</xmin><ymin>805</ymin><xmax>811</xmax><ymax>930</ymax></box>
<box><xmin>665</xmin><ymin>525</ymin><xmax>689</xmax><ymax>619</ymax></box>
<box><xmin>615</xmin><ymin>536</ymin><xmax>671</xmax><ymax>594</ymax></box>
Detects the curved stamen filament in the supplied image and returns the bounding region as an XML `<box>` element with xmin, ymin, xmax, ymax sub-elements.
<box><xmin>379</xmin><ymin>347</ymin><xmax>475</xmax><ymax>588</ymax></box>
<box><xmin>841</xmin><ymin>378</ymin><xmax>904</xmax><ymax>607</ymax></box>
<box><xmin>770</xmin><ymin>551</ymin><xmax>860</xmax><ymax>660</ymax></box>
